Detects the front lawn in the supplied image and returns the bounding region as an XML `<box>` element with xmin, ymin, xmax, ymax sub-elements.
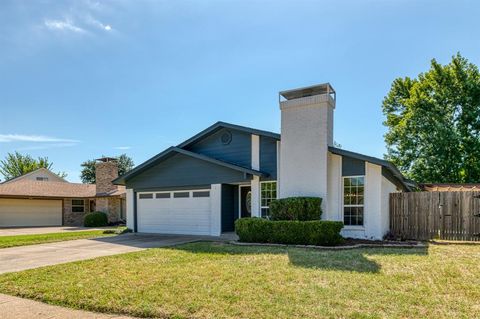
<box><xmin>0</xmin><ymin>229</ymin><xmax>123</xmax><ymax>249</ymax></box>
<box><xmin>0</xmin><ymin>242</ymin><xmax>479</xmax><ymax>318</ymax></box>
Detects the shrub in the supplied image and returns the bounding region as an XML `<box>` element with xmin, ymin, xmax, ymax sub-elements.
<box><xmin>102</xmin><ymin>227</ymin><xmax>132</xmax><ymax>235</ymax></box>
<box><xmin>235</xmin><ymin>218</ymin><xmax>344</xmax><ymax>246</ymax></box>
<box><xmin>269</xmin><ymin>197</ymin><xmax>322</xmax><ymax>221</ymax></box>
<box><xmin>84</xmin><ymin>211</ymin><xmax>108</xmax><ymax>227</ymax></box>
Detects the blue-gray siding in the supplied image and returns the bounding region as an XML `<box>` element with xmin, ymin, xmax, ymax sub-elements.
<box><xmin>342</xmin><ymin>155</ymin><xmax>365</xmax><ymax>176</ymax></box>
<box><xmin>125</xmin><ymin>153</ymin><xmax>251</xmax><ymax>190</ymax></box>
<box><xmin>260</xmin><ymin>136</ymin><xmax>277</xmax><ymax>180</ymax></box>
<box><xmin>185</xmin><ymin>128</ymin><xmax>251</xmax><ymax>168</ymax></box>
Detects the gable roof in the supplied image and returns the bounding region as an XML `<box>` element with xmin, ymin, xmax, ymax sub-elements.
<box><xmin>1</xmin><ymin>168</ymin><xmax>68</xmax><ymax>185</ymax></box>
<box><xmin>177</xmin><ymin>121</ymin><xmax>280</xmax><ymax>149</ymax></box>
<box><xmin>0</xmin><ymin>180</ymin><xmax>126</xmax><ymax>198</ymax></box>
<box><xmin>113</xmin><ymin>146</ymin><xmax>267</xmax><ymax>185</ymax></box>
<box><xmin>328</xmin><ymin>146</ymin><xmax>415</xmax><ymax>191</ymax></box>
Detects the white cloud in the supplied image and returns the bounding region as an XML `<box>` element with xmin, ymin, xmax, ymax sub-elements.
<box><xmin>114</xmin><ymin>146</ymin><xmax>131</xmax><ymax>150</ymax></box>
<box><xmin>44</xmin><ymin>19</ymin><xmax>86</xmax><ymax>33</ymax></box>
<box><xmin>16</xmin><ymin>142</ymin><xmax>79</xmax><ymax>151</ymax></box>
<box><xmin>84</xmin><ymin>15</ymin><xmax>113</xmax><ymax>32</ymax></box>
<box><xmin>0</xmin><ymin>134</ymin><xmax>79</xmax><ymax>143</ymax></box>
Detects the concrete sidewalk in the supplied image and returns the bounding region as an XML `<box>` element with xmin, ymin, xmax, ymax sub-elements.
<box><xmin>0</xmin><ymin>293</ymin><xmax>135</xmax><ymax>319</ymax></box>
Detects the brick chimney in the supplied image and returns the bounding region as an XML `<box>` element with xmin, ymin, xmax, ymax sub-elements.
<box><xmin>95</xmin><ymin>157</ymin><xmax>119</xmax><ymax>195</ymax></box>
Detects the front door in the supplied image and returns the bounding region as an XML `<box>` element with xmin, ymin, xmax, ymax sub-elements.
<box><xmin>240</xmin><ymin>186</ymin><xmax>252</xmax><ymax>218</ymax></box>
<box><xmin>89</xmin><ymin>200</ymin><xmax>96</xmax><ymax>213</ymax></box>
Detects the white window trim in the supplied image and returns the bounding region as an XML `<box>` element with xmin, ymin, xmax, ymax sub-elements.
<box><xmin>155</xmin><ymin>191</ymin><xmax>171</xmax><ymax>199</ymax></box>
<box><xmin>71</xmin><ymin>199</ymin><xmax>85</xmax><ymax>213</ymax></box>
<box><xmin>260</xmin><ymin>181</ymin><xmax>277</xmax><ymax>217</ymax></box>
<box><xmin>138</xmin><ymin>193</ymin><xmax>154</xmax><ymax>199</ymax></box>
<box><xmin>137</xmin><ymin>189</ymin><xmax>211</xmax><ymax>200</ymax></box>
<box><xmin>342</xmin><ymin>175</ymin><xmax>366</xmax><ymax>229</ymax></box>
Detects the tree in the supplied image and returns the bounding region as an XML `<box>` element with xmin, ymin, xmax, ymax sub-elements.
<box><xmin>80</xmin><ymin>154</ymin><xmax>134</xmax><ymax>184</ymax></box>
<box><xmin>382</xmin><ymin>53</ymin><xmax>480</xmax><ymax>183</ymax></box>
<box><xmin>0</xmin><ymin>152</ymin><xmax>67</xmax><ymax>181</ymax></box>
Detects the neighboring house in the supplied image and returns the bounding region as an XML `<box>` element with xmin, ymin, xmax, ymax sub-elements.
<box><xmin>0</xmin><ymin>158</ymin><xmax>126</xmax><ymax>227</ymax></box>
<box><xmin>420</xmin><ymin>184</ymin><xmax>480</xmax><ymax>191</ymax></box>
<box><xmin>114</xmin><ymin>83</ymin><xmax>413</xmax><ymax>240</ymax></box>
<box><xmin>1</xmin><ymin>167</ymin><xmax>68</xmax><ymax>184</ymax></box>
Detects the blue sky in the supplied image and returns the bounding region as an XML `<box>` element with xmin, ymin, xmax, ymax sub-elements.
<box><xmin>0</xmin><ymin>0</ymin><xmax>478</xmax><ymax>182</ymax></box>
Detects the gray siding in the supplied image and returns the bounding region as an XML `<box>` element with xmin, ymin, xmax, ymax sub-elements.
<box><xmin>185</xmin><ymin>128</ymin><xmax>251</xmax><ymax>168</ymax></box>
<box><xmin>260</xmin><ymin>136</ymin><xmax>277</xmax><ymax>180</ymax></box>
<box><xmin>125</xmin><ymin>153</ymin><xmax>251</xmax><ymax>190</ymax></box>
<box><xmin>342</xmin><ymin>155</ymin><xmax>365</xmax><ymax>176</ymax></box>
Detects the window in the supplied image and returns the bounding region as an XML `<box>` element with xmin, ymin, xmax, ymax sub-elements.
<box><xmin>193</xmin><ymin>191</ymin><xmax>210</xmax><ymax>198</ymax></box>
<box><xmin>156</xmin><ymin>193</ymin><xmax>170</xmax><ymax>199</ymax></box>
<box><xmin>174</xmin><ymin>192</ymin><xmax>189</xmax><ymax>198</ymax></box>
<box><xmin>72</xmin><ymin>199</ymin><xmax>85</xmax><ymax>213</ymax></box>
<box><xmin>36</xmin><ymin>177</ymin><xmax>48</xmax><ymax>181</ymax></box>
<box><xmin>343</xmin><ymin>176</ymin><xmax>365</xmax><ymax>226</ymax></box>
<box><xmin>260</xmin><ymin>181</ymin><xmax>277</xmax><ymax>218</ymax></box>
<box><xmin>139</xmin><ymin>193</ymin><xmax>153</xmax><ymax>199</ymax></box>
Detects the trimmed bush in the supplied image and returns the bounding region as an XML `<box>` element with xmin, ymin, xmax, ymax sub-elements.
<box><xmin>269</xmin><ymin>197</ymin><xmax>322</xmax><ymax>221</ymax></box>
<box><xmin>84</xmin><ymin>211</ymin><xmax>108</xmax><ymax>227</ymax></box>
<box><xmin>235</xmin><ymin>218</ymin><xmax>344</xmax><ymax>246</ymax></box>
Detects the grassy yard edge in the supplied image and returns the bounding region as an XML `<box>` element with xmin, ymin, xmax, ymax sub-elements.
<box><xmin>1</xmin><ymin>241</ymin><xmax>477</xmax><ymax>319</ymax></box>
<box><xmin>0</xmin><ymin>229</ymin><xmax>125</xmax><ymax>249</ymax></box>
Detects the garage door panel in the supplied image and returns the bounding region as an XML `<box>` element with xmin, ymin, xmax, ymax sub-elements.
<box><xmin>137</xmin><ymin>190</ymin><xmax>211</xmax><ymax>235</ymax></box>
<box><xmin>0</xmin><ymin>199</ymin><xmax>62</xmax><ymax>227</ymax></box>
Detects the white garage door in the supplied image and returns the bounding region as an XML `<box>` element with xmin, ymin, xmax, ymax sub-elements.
<box><xmin>137</xmin><ymin>189</ymin><xmax>211</xmax><ymax>235</ymax></box>
<box><xmin>0</xmin><ymin>199</ymin><xmax>62</xmax><ymax>227</ymax></box>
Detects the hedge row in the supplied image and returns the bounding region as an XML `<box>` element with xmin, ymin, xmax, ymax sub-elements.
<box><xmin>84</xmin><ymin>211</ymin><xmax>108</xmax><ymax>227</ymax></box>
<box><xmin>235</xmin><ymin>218</ymin><xmax>344</xmax><ymax>246</ymax></box>
<box><xmin>269</xmin><ymin>197</ymin><xmax>322</xmax><ymax>221</ymax></box>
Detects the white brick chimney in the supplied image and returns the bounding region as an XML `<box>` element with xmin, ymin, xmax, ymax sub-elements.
<box><xmin>278</xmin><ymin>83</ymin><xmax>335</xmax><ymax>210</ymax></box>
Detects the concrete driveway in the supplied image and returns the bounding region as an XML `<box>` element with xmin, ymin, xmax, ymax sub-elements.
<box><xmin>0</xmin><ymin>226</ymin><xmax>118</xmax><ymax>236</ymax></box>
<box><xmin>0</xmin><ymin>293</ymin><xmax>135</xmax><ymax>319</ymax></box>
<box><xmin>0</xmin><ymin>234</ymin><xmax>201</xmax><ymax>274</ymax></box>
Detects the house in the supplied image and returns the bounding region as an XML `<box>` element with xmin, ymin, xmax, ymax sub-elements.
<box><xmin>420</xmin><ymin>184</ymin><xmax>480</xmax><ymax>191</ymax></box>
<box><xmin>0</xmin><ymin>158</ymin><xmax>126</xmax><ymax>227</ymax></box>
<box><xmin>114</xmin><ymin>83</ymin><xmax>413</xmax><ymax>240</ymax></box>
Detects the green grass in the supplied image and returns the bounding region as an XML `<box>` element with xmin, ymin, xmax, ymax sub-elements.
<box><xmin>0</xmin><ymin>242</ymin><xmax>479</xmax><ymax>318</ymax></box>
<box><xmin>0</xmin><ymin>229</ymin><xmax>123</xmax><ymax>248</ymax></box>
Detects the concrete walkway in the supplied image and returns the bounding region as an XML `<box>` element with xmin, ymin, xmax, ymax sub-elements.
<box><xmin>0</xmin><ymin>226</ymin><xmax>119</xmax><ymax>237</ymax></box>
<box><xmin>0</xmin><ymin>233</ymin><xmax>201</xmax><ymax>274</ymax></box>
<box><xmin>0</xmin><ymin>293</ymin><xmax>135</xmax><ymax>319</ymax></box>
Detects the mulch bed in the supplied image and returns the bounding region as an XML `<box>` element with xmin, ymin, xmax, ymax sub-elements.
<box><xmin>230</xmin><ymin>238</ymin><xmax>425</xmax><ymax>250</ymax></box>
<box><xmin>341</xmin><ymin>238</ymin><xmax>419</xmax><ymax>246</ymax></box>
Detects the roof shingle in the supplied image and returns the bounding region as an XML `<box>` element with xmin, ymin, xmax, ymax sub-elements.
<box><xmin>0</xmin><ymin>180</ymin><xmax>125</xmax><ymax>198</ymax></box>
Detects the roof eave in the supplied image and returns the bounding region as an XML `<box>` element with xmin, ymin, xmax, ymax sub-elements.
<box><xmin>112</xmin><ymin>146</ymin><xmax>267</xmax><ymax>186</ymax></box>
<box><xmin>328</xmin><ymin>146</ymin><xmax>414</xmax><ymax>191</ymax></box>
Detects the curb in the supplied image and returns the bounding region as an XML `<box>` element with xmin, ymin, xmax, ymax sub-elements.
<box><xmin>229</xmin><ymin>240</ymin><xmax>426</xmax><ymax>250</ymax></box>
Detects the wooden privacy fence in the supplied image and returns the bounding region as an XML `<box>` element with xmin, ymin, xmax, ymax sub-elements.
<box><xmin>390</xmin><ymin>191</ymin><xmax>480</xmax><ymax>241</ymax></box>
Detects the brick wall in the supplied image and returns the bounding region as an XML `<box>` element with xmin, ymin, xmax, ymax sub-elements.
<box><xmin>95</xmin><ymin>161</ymin><xmax>118</xmax><ymax>194</ymax></box>
<box><xmin>63</xmin><ymin>198</ymin><xmax>93</xmax><ymax>226</ymax></box>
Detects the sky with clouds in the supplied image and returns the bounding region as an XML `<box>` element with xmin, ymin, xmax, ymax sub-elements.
<box><xmin>0</xmin><ymin>0</ymin><xmax>478</xmax><ymax>182</ymax></box>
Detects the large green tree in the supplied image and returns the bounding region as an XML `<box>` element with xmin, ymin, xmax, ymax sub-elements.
<box><xmin>80</xmin><ymin>154</ymin><xmax>134</xmax><ymax>184</ymax></box>
<box><xmin>383</xmin><ymin>53</ymin><xmax>480</xmax><ymax>183</ymax></box>
<box><xmin>0</xmin><ymin>152</ymin><xmax>67</xmax><ymax>181</ymax></box>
